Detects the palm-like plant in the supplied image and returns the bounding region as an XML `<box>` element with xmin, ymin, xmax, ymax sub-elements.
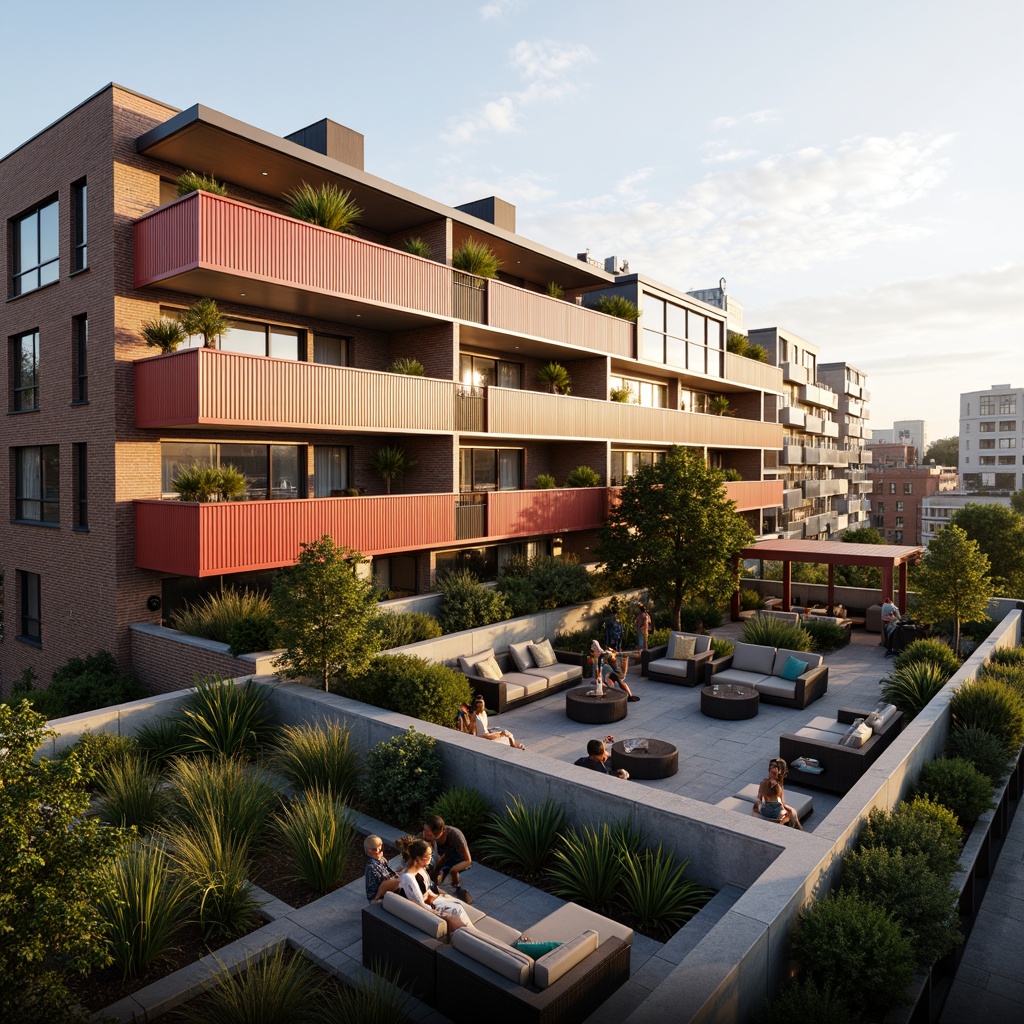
<box><xmin>401</xmin><ymin>236</ymin><xmax>431</xmax><ymax>258</ymax></box>
<box><xmin>595</xmin><ymin>294</ymin><xmax>640</xmax><ymax>321</ymax></box>
<box><xmin>477</xmin><ymin>796</ymin><xmax>565</xmax><ymax>879</ymax></box>
<box><xmin>285</xmin><ymin>181</ymin><xmax>362</xmax><ymax>233</ymax></box>
<box><xmin>385</xmin><ymin>357</ymin><xmax>425</xmax><ymax>375</ymax></box>
<box><xmin>452</xmin><ymin>237</ymin><xmax>502</xmax><ymax>278</ymax></box>
<box><xmin>179</xmin><ymin>297</ymin><xmax>230</xmax><ymax>349</ymax></box>
<box><xmin>141</xmin><ymin>317</ymin><xmax>186</xmax><ymax>353</ymax></box>
<box><xmin>180</xmin><ymin>676</ymin><xmax>276</xmax><ymax>759</ymax></box>
<box><xmin>617</xmin><ymin>846</ymin><xmax>711</xmax><ymax>940</ymax></box>
<box><xmin>565</xmin><ymin>465</ymin><xmax>601</xmax><ymax>488</ymax></box>
<box><xmin>545</xmin><ymin>281</ymin><xmax>565</xmax><ymax>299</ymax></box>
<box><xmin>371</xmin><ymin>445</ymin><xmax>417</xmax><ymax>494</ymax></box>
<box><xmin>177</xmin><ymin>170</ymin><xmax>228</xmax><ymax>197</ymax></box>
<box><xmin>536</xmin><ymin>361</ymin><xmax>572</xmax><ymax>395</ymax></box>
<box><xmin>548</xmin><ymin>824</ymin><xmax>620</xmax><ymax>913</ymax></box>
<box><xmin>216</xmin><ymin>464</ymin><xmax>247</xmax><ymax>501</ymax></box>
<box><xmin>881</xmin><ymin>661</ymin><xmax>954</xmax><ymax>720</ymax></box>
<box><xmin>708</xmin><ymin>394</ymin><xmax>734</xmax><ymax>416</ymax></box>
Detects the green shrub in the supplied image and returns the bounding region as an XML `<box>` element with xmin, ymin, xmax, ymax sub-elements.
<box><xmin>856</xmin><ymin>797</ymin><xmax>961</xmax><ymax>881</ymax></box>
<box><xmin>548</xmin><ymin>824</ymin><xmax>620</xmax><ymax>914</ymax></box>
<box><xmin>755</xmin><ymin>977</ymin><xmax>863</xmax><ymax>1024</ymax></box>
<box><xmin>945</xmin><ymin>725</ymin><xmax>1013</xmax><ymax>784</ymax></box>
<box><xmin>141</xmin><ymin>316</ymin><xmax>186</xmax><ymax>353</ymax></box>
<box><xmin>552</xmin><ymin>628</ymin><xmax>600</xmax><ymax>654</ymax></box>
<box><xmin>180</xmin><ymin>676</ymin><xmax>276</xmax><ymax>759</ymax></box>
<box><xmin>565</xmin><ymin>465</ymin><xmax>601</xmax><ymax>487</ymax></box>
<box><xmin>99</xmin><ymin>840</ymin><xmax>190</xmax><ymax>978</ymax></box>
<box><xmin>649</xmin><ymin>627</ymin><xmax>672</xmax><ymax>648</ymax></box>
<box><xmin>478</xmin><ymin>796</ymin><xmax>566</xmax><ymax>880</ymax></box>
<box><xmin>740</xmin><ymin>616</ymin><xmax>813</xmax><ymax>652</ymax></box>
<box><xmin>59</xmin><ymin>730</ymin><xmax>138</xmax><ymax>783</ymax></box>
<box><xmin>595</xmin><ymin>294</ymin><xmax>641</xmax><ymax>321</ymax></box>
<box><xmin>275</xmin><ymin>789</ymin><xmax>357</xmax><ymax>893</ymax></box>
<box><xmin>678</xmin><ymin>600</ymin><xmax>724</xmax><ymax>631</ymax></box>
<box><xmin>452</xmin><ymin>237</ymin><xmax>501</xmax><ymax>277</ymax></box>
<box><xmin>426</xmin><ymin>787</ymin><xmax>492</xmax><ymax>846</ymax></box>
<box><xmin>534</xmin><ymin>473</ymin><xmax>556</xmax><ymax>488</ymax></box>
<box><xmin>617</xmin><ymin>845</ymin><xmax>712</xmax><ymax>941</ymax></box>
<box><xmin>791</xmin><ymin>891</ymin><xmax>914</xmax><ymax>1016</ymax></box>
<box><xmin>285</xmin><ymin>181</ymin><xmax>362</xmax><ymax>232</ymax></box>
<box><xmin>134</xmin><ymin>717</ymin><xmax>192</xmax><ymax>773</ymax></box>
<box><xmin>176</xmin><ymin>170</ymin><xmax>228</xmax><ymax>197</ymax></box>
<box><xmin>401</xmin><ymin>236</ymin><xmax>431</xmax><ymax>258</ymax></box>
<box><xmin>881</xmin><ymin>660</ymin><xmax>953</xmax><ymax>720</ymax></box>
<box><xmin>372</xmin><ymin>610</ymin><xmax>442</xmax><ymax>649</ymax></box>
<box><xmin>385</xmin><ymin>356</ymin><xmax>425</xmax><ymax>375</ymax></box>
<box><xmin>893</xmin><ymin>638</ymin><xmax>961</xmax><ymax>678</ymax></box>
<box><xmin>227</xmin><ymin>614</ymin><xmax>280</xmax><ymax>656</ymax></box>
<box><xmin>96</xmin><ymin>753</ymin><xmax>168</xmax><ymax>831</ymax></box>
<box><xmin>271</xmin><ymin>720</ymin><xmax>362</xmax><ymax>802</ymax></box>
<box><xmin>361</xmin><ymin>728</ymin><xmax>443</xmax><ymax>830</ymax></box>
<box><xmin>496</xmin><ymin>574</ymin><xmax>540</xmax><ymax>617</ymax></box>
<box><xmin>913</xmin><ymin>757</ymin><xmax>994</xmax><ymax>833</ymax></box>
<box><xmin>435</xmin><ymin>568</ymin><xmax>511</xmax><ymax>633</ymax></box>
<box><xmin>739</xmin><ymin>587</ymin><xmax>764</xmax><ymax>611</ymax></box>
<box><xmin>801</xmin><ymin>618</ymin><xmax>850</xmax><ymax>653</ymax></box>
<box><xmin>44</xmin><ymin>650</ymin><xmax>144</xmax><ymax>717</ymax></box>
<box><xmin>988</xmin><ymin>646</ymin><xmax>1024</xmax><ymax>668</ymax></box>
<box><xmin>497</xmin><ymin>553</ymin><xmax>593</xmax><ymax>616</ymax></box>
<box><xmin>171</xmin><ymin>587</ymin><xmax>275</xmax><ymax>644</ymax></box>
<box><xmin>341</xmin><ymin>653</ymin><xmax>471</xmax><ymax>727</ymax></box>
<box><xmin>950</xmin><ymin>679</ymin><xmax>1024</xmax><ymax>757</ymax></box>
<box><xmin>840</xmin><ymin>846</ymin><xmax>961</xmax><ymax>967</ymax></box>
<box><xmin>978</xmin><ymin>660</ymin><xmax>1024</xmax><ymax>702</ymax></box>
<box><xmin>171</xmin><ymin>463</ymin><xmax>224</xmax><ymax>502</ymax></box>
<box><xmin>710</xmin><ymin>637</ymin><xmax>735</xmax><ymax>659</ymax></box>
<box><xmin>536</xmin><ymin>361</ymin><xmax>572</xmax><ymax>395</ymax></box>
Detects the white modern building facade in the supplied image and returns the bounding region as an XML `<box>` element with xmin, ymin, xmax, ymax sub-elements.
<box><xmin>960</xmin><ymin>384</ymin><xmax>1024</xmax><ymax>493</ymax></box>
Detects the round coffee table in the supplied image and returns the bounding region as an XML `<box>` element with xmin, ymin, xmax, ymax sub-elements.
<box><xmin>565</xmin><ymin>686</ymin><xmax>628</xmax><ymax>724</ymax></box>
<box><xmin>608</xmin><ymin>739</ymin><xmax>678</xmax><ymax>779</ymax></box>
<box><xmin>700</xmin><ymin>683</ymin><xmax>759</xmax><ymax>720</ymax></box>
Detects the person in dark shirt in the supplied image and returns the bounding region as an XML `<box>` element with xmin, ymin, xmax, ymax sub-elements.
<box><xmin>363</xmin><ymin>834</ymin><xmax>401</xmax><ymax>902</ymax></box>
<box><xmin>573</xmin><ymin>737</ymin><xmax>629</xmax><ymax>779</ymax></box>
<box><xmin>423</xmin><ymin>814</ymin><xmax>473</xmax><ymax>901</ymax></box>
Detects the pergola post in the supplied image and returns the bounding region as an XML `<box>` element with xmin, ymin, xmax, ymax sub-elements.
<box><xmin>898</xmin><ymin>561</ymin><xmax>908</xmax><ymax>613</ymax></box>
<box><xmin>882</xmin><ymin>565</ymin><xmax>894</xmax><ymax>605</ymax></box>
<box><xmin>782</xmin><ymin>561</ymin><xmax>792</xmax><ymax>611</ymax></box>
<box><xmin>827</xmin><ymin>564</ymin><xmax>835</xmax><ymax>614</ymax></box>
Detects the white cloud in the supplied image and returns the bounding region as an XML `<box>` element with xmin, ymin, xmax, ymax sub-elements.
<box><xmin>439</xmin><ymin>170</ymin><xmax>557</xmax><ymax>206</ymax></box>
<box><xmin>479</xmin><ymin>0</ymin><xmax>527</xmax><ymax>19</ymax></box>
<box><xmin>441</xmin><ymin>39</ymin><xmax>595</xmax><ymax>144</ymax></box>
<box><xmin>702</xmin><ymin>148</ymin><xmax>758</xmax><ymax>164</ymax></box>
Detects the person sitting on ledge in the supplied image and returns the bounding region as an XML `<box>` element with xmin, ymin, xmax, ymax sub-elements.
<box><xmin>573</xmin><ymin>736</ymin><xmax>629</xmax><ymax>779</ymax></box>
<box><xmin>364</xmin><ymin>834</ymin><xmax>401</xmax><ymax>902</ymax></box>
<box><xmin>752</xmin><ymin>777</ymin><xmax>789</xmax><ymax>824</ymax></box>
<box><xmin>754</xmin><ymin>758</ymin><xmax>802</xmax><ymax>829</ymax></box>
<box><xmin>468</xmin><ymin>694</ymin><xmax>526</xmax><ymax>749</ymax></box>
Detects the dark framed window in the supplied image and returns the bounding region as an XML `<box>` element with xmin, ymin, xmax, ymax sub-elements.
<box><xmin>313</xmin><ymin>445</ymin><xmax>350</xmax><ymax>496</ymax></box>
<box><xmin>73</xmin><ymin>314</ymin><xmax>88</xmax><ymax>403</ymax></box>
<box><xmin>459</xmin><ymin>447</ymin><xmax>522</xmax><ymax>492</ymax></box>
<box><xmin>889</xmin><ymin>482</ymin><xmax>897</xmax><ymax>494</ymax></box>
<box><xmin>904</xmin><ymin>482</ymin><xmax>914</xmax><ymax>493</ymax></box>
<box><xmin>170</xmin><ymin>307</ymin><xmax>302</xmax><ymax>360</ymax></box>
<box><xmin>19</xmin><ymin>571</ymin><xmax>41</xmax><ymax>643</ymax></box>
<box><xmin>161</xmin><ymin>441</ymin><xmax>304</xmax><ymax>499</ymax></box>
<box><xmin>72</xmin><ymin>179</ymin><xmax>88</xmax><ymax>272</ymax></box>
<box><xmin>74</xmin><ymin>443</ymin><xmax>88</xmax><ymax>528</ymax></box>
<box><xmin>15</xmin><ymin>445</ymin><xmax>60</xmax><ymax>523</ymax></box>
<box><xmin>11</xmin><ymin>330</ymin><xmax>40</xmax><ymax>411</ymax></box>
<box><xmin>459</xmin><ymin>353</ymin><xmax>521</xmax><ymax>389</ymax></box>
<box><xmin>313</xmin><ymin>334</ymin><xmax>348</xmax><ymax>366</ymax></box>
<box><xmin>12</xmin><ymin>197</ymin><xmax>59</xmax><ymax>296</ymax></box>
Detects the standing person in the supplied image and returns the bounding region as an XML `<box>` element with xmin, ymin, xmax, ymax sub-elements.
<box><xmin>395</xmin><ymin>836</ymin><xmax>474</xmax><ymax>932</ymax></box>
<box><xmin>363</xmin><ymin>834</ymin><xmax>401</xmax><ymax>902</ymax></box>
<box><xmin>634</xmin><ymin>602</ymin><xmax>652</xmax><ymax>652</ymax></box>
<box><xmin>468</xmin><ymin>694</ymin><xmax>526</xmax><ymax>749</ymax></box>
<box><xmin>591</xmin><ymin>640</ymin><xmax>640</xmax><ymax>702</ymax></box>
<box><xmin>880</xmin><ymin>595</ymin><xmax>900</xmax><ymax>655</ymax></box>
<box><xmin>573</xmin><ymin>736</ymin><xmax>629</xmax><ymax>778</ymax></box>
<box><xmin>603</xmin><ymin>612</ymin><xmax>624</xmax><ymax>652</ymax></box>
<box><xmin>423</xmin><ymin>814</ymin><xmax>473</xmax><ymax>902</ymax></box>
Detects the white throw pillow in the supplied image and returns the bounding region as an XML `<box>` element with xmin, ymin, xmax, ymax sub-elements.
<box><xmin>528</xmin><ymin>639</ymin><xmax>558</xmax><ymax>667</ymax></box>
<box><xmin>508</xmin><ymin>641</ymin><xmax>536</xmax><ymax>672</ymax></box>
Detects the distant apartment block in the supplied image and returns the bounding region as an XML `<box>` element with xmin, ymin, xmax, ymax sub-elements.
<box><xmin>870</xmin><ymin>466</ymin><xmax>959</xmax><ymax>545</ymax></box>
<box><xmin>819</xmin><ymin>361</ymin><xmax>873</xmax><ymax>532</ymax></box>
<box><xmin>0</xmin><ymin>84</ymin><xmax>786</xmax><ymax>685</ymax></box>
<box><xmin>921</xmin><ymin>491</ymin><xmax>1013</xmax><ymax>546</ymax></box>
<box><xmin>960</xmin><ymin>384</ymin><xmax>1024</xmax><ymax>494</ymax></box>
<box><xmin>866</xmin><ymin>443</ymin><xmax>919</xmax><ymax>467</ymax></box>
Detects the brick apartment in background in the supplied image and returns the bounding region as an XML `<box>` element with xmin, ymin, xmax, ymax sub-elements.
<box><xmin>960</xmin><ymin>384</ymin><xmax>1024</xmax><ymax>494</ymax></box>
<box><xmin>0</xmin><ymin>84</ymin><xmax>785</xmax><ymax>687</ymax></box>
<box><xmin>747</xmin><ymin>329</ymin><xmax>873</xmax><ymax>540</ymax></box>
<box><xmin>868</xmin><ymin>464</ymin><xmax>958</xmax><ymax>545</ymax></box>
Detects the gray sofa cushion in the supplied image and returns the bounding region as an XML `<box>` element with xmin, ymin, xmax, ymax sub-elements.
<box><xmin>755</xmin><ymin>677</ymin><xmax>798</xmax><ymax>700</ymax></box>
<box><xmin>524</xmin><ymin>663</ymin><xmax>581</xmax><ymax>686</ymax></box>
<box><xmin>527</xmin><ymin>901</ymin><xmax>634</xmax><ymax>947</ymax></box>
<box><xmin>459</xmin><ymin>648</ymin><xmax>496</xmax><ymax>675</ymax></box>
<box><xmin>508</xmin><ymin>641</ymin><xmax>536</xmax><ymax>672</ymax></box>
<box><xmin>734</xmin><ymin>782</ymin><xmax>814</xmax><ymax>820</ymax></box>
<box><xmin>646</xmin><ymin>657</ymin><xmax>696</xmax><ymax>681</ymax></box>
<box><xmin>382</xmin><ymin>890</ymin><xmax>446</xmax><ymax>939</ymax></box>
<box><xmin>732</xmin><ymin>642</ymin><xmax>777</xmax><ymax>675</ymax></box>
<box><xmin>534</xmin><ymin>929</ymin><xmax>599</xmax><ymax>989</ymax></box>
<box><xmin>773</xmin><ymin>649</ymin><xmax>823</xmax><ymax>676</ymax></box>
<box><xmin>714</xmin><ymin>668</ymin><xmax>770</xmax><ymax>688</ymax></box>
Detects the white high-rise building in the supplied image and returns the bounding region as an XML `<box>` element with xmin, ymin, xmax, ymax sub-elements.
<box><xmin>959</xmin><ymin>384</ymin><xmax>1024</xmax><ymax>493</ymax></box>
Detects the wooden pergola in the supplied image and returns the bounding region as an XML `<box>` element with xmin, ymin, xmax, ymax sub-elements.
<box><xmin>731</xmin><ymin>539</ymin><xmax>923</xmax><ymax>620</ymax></box>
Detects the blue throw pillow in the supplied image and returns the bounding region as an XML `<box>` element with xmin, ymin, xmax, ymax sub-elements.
<box><xmin>517</xmin><ymin>940</ymin><xmax>563</xmax><ymax>958</ymax></box>
<box><xmin>780</xmin><ymin>655</ymin><xmax>809</xmax><ymax>681</ymax></box>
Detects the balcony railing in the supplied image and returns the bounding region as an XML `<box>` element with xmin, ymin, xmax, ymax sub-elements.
<box><xmin>134</xmin><ymin>191</ymin><xmax>634</xmax><ymax>357</ymax></box>
<box><xmin>723</xmin><ymin>352</ymin><xmax>784</xmax><ymax>391</ymax></box>
<box><xmin>723</xmin><ymin>480</ymin><xmax>784</xmax><ymax>511</ymax></box>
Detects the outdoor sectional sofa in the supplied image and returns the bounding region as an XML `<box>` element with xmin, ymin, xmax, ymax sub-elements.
<box><xmin>705</xmin><ymin>641</ymin><xmax>829</xmax><ymax>709</ymax></box>
<box><xmin>642</xmin><ymin>631</ymin><xmax>715</xmax><ymax>686</ymax></box>
<box><xmin>362</xmin><ymin>890</ymin><xmax>632</xmax><ymax>1024</ymax></box>
<box><xmin>458</xmin><ymin>641</ymin><xmax>584</xmax><ymax>714</ymax></box>
<box><xmin>778</xmin><ymin>705</ymin><xmax>904</xmax><ymax>794</ymax></box>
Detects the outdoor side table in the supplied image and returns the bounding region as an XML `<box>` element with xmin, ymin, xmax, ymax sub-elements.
<box><xmin>565</xmin><ymin>686</ymin><xmax>628</xmax><ymax>724</ymax></box>
<box><xmin>608</xmin><ymin>739</ymin><xmax>678</xmax><ymax>779</ymax></box>
<box><xmin>700</xmin><ymin>683</ymin><xmax>760</xmax><ymax>720</ymax></box>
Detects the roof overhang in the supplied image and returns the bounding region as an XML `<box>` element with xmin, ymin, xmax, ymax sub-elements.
<box><xmin>740</xmin><ymin>538</ymin><xmax>922</xmax><ymax>569</ymax></box>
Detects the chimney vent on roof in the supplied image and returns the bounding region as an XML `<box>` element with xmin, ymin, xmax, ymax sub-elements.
<box><xmin>285</xmin><ymin>119</ymin><xmax>364</xmax><ymax>170</ymax></box>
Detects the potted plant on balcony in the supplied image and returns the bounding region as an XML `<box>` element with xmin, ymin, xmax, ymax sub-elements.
<box><xmin>401</xmin><ymin>237</ymin><xmax>431</xmax><ymax>257</ymax></box>
<box><xmin>452</xmin><ymin>238</ymin><xmax>502</xmax><ymax>278</ymax></box>
<box><xmin>179</xmin><ymin>298</ymin><xmax>230</xmax><ymax>349</ymax></box>
<box><xmin>565</xmin><ymin>466</ymin><xmax>601</xmax><ymax>487</ymax></box>
<box><xmin>724</xmin><ymin>468</ymin><xmax>743</xmax><ymax>481</ymax></box>
<box><xmin>545</xmin><ymin>281</ymin><xmax>565</xmax><ymax>299</ymax></box>
<box><xmin>595</xmin><ymin>295</ymin><xmax>640</xmax><ymax>321</ymax></box>
<box><xmin>609</xmin><ymin>384</ymin><xmax>634</xmax><ymax>403</ymax></box>
<box><xmin>141</xmin><ymin>317</ymin><xmax>186</xmax><ymax>354</ymax></box>
<box><xmin>537</xmin><ymin>362</ymin><xmax>572</xmax><ymax>395</ymax></box>
<box><xmin>385</xmin><ymin>357</ymin><xmax>425</xmax><ymax>375</ymax></box>
<box><xmin>371</xmin><ymin>446</ymin><xmax>417</xmax><ymax>495</ymax></box>
<box><xmin>534</xmin><ymin>474</ymin><xmax>556</xmax><ymax>489</ymax></box>
<box><xmin>285</xmin><ymin>181</ymin><xmax>362</xmax><ymax>233</ymax></box>
<box><xmin>176</xmin><ymin>170</ymin><xmax>228</xmax><ymax>197</ymax></box>
<box><xmin>709</xmin><ymin>395</ymin><xmax>734</xmax><ymax>417</ymax></box>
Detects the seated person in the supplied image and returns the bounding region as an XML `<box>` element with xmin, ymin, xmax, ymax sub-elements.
<box><xmin>591</xmin><ymin>640</ymin><xmax>640</xmax><ymax>702</ymax></box>
<box><xmin>755</xmin><ymin>758</ymin><xmax>802</xmax><ymax>829</ymax></box>
<box><xmin>881</xmin><ymin>596</ymin><xmax>900</xmax><ymax>653</ymax></box>
<box><xmin>364</xmin><ymin>833</ymin><xmax>401</xmax><ymax>902</ymax></box>
<box><xmin>573</xmin><ymin>736</ymin><xmax>629</xmax><ymax>779</ymax></box>
<box><xmin>752</xmin><ymin>777</ymin><xmax>788</xmax><ymax>824</ymax></box>
<box><xmin>469</xmin><ymin>694</ymin><xmax>526</xmax><ymax>749</ymax></box>
<box><xmin>395</xmin><ymin>836</ymin><xmax>475</xmax><ymax>933</ymax></box>
<box><xmin>423</xmin><ymin>814</ymin><xmax>472</xmax><ymax>899</ymax></box>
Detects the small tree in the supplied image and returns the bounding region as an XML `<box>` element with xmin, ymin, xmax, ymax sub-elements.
<box><xmin>1011</xmin><ymin>489</ymin><xmax>1024</xmax><ymax>516</ymax></box>
<box><xmin>272</xmin><ymin>535</ymin><xmax>381</xmax><ymax>690</ymax></box>
<box><xmin>536</xmin><ymin>361</ymin><xmax>572</xmax><ymax>395</ymax></box>
<box><xmin>371</xmin><ymin>445</ymin><xmax>417</xmax><ymax>494</ymax></box>
<box><xmin>950</xmin><ymin>502</ymin><xmax>1024</xmax><ymax>597</ymax></box>
<box><xmin>924</xmin><ymin>435</ymin><xmax>959</xmax><ymax>467</ymax></box>
<box><xmin>141</xmin><ymin>317</ymin><xmax>186</xmax><ymax>353</ymax></box>
<box><xmin>914</xmin><ymin>524</ymin><xmax>993</xmax><ymax>654</ymax></box>
<box><xmin>179</xmin><ymin>297</ymin><xmax>230</xmax><ymax>349</ymax></box>
<box><xmin>597</xmin><ymin>446</ymin><xmax>754</xmax><ymax>630</ymax></box>
<box><xmin>0</xmin><ymin>702</ymin><xmax>130</xmax><ymax>1022</ymax></box>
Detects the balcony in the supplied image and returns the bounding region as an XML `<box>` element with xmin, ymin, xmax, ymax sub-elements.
<box><xmin>722</xmin><ymin>480</ymin><xmax>784</xmax><ymax>512</ymax></box>
<box><xmin>802</xmin><ymin>478</ymin><xmax>848</xmax><ymax>499</ymax></box>
<box><xmin>804</xmin><ymin>414</ymin><xmax>824</xmax><ymax>435</ymax></box>
<box><xmin>779</xmin><ymin>406</ymin><xmax>805</xmax><ymax>428</ymax></box>
<box><xmin>783</xmin><ymin>487</ymin><xmax>806</xmax><ymax>511</ymax></box>
<box><xmin>133</xmin><ymin>191</ymin><xmax>634</xmax><ymax>357</ymax></box>
<box><xmin>135</xmin><ymin>487</ymin><xmax>610</xmax><ymax>577</ymax></box>
<box><xmin>723</xmin><ymin>353</ymin><xmax>784</xmax><ymax>392</ymax></box>
<box><xmin>823</xmin><ymin>420</ymin><xmax>839</xmax><ymax>439</ymax></box>
<box><xmin>799</xmin><ymin>382</ymin><xmax>839</xmax><ymax>410</ymax></box>
<box><xmin>782</xmin><ymin>361</ymin><xmax>810</xmax><ymax>386</ymax></box>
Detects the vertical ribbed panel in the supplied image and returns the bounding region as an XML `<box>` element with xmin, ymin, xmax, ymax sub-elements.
<box><xmin>135</xmin><ymin>350</ymin><xmax>201</xmax><ymax>426</ymax></box>
<box><xmin>134</xmin><ymin>194</ymin><xmax>201</xmax><ymax>285</ymax></box>
<box><xmin>135</xmin><ymin>494</ymin><xmax>459</xmax><ymax>576</ymax></box>
<box><xmin>487</xmin><ymin>281</ymin><xmax>634</xmax><ymax>357</ymax></box>
<box><xmin>724</xmin><ymin>480</ymin><xmax>784</xmax><ymax>512</ymax></box>
<box><xmin>724</xmin><ymin>352</ymin><xmax>784</xmax><ymax>391</ymax></box>
<box><xmin>486</xmin><ymin>488</ymin><xmax>609</xmax><ymax>539</ymax></box>
<box><xmin>487</xmin><ymin>389</ymin><xmax>783</xmax><ymax>448</ymax></box>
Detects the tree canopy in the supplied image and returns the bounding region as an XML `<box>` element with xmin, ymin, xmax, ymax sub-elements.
<box><xmin>913</xmin><ymin>524</ymin><xmax>992</xmax><ymax>653</ymax></box>
<box><xmin>1010</xmin><ymin>489</ymin><xmax>1024</xmax><ymax>517</ymax></box>
<box><xmin>949</xmin><ymin>503</ymin><xmax>1024</xmax><ymax>598</ymax></box>
<box><xmin>272</xmin><ymin>535</ymin><xmax>381</xmax><ymax>690</ymax></box>
<box><xmin>0</xmin><ymin>702</ymin><xmax>130</xmax><ymax>1022</ymax></box>
<box><xmin>597</xmin><ymin>446</ymin><xmax>754</xmax><ymax>629</ymax></box>
<box><xmin>924</xmin><ymin>436</ymin><xmax>959</xmax><ymax>467</ymax></box>
<box><xmin>836</xmin><ymin>526</ymin><xmax>885</xmax><ymax>588</ymax></box>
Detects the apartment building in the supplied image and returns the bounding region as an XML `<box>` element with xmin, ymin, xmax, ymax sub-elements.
<box><xmin>870</xmin><ymin>419</ymin><xmax>927</xmax><ymax>457</ymax></box>
<box><xmin>865</xmin><ymin>442</ymin><xmax>919</xmax><ymax>467</ymax></box>
<box><xmin>746</xmin><ymin>329</ymin><xmax>870</xmax><ymax>539</ymax></box>
<box><xmin>920</xmin><ymin>492</ymin><xmax>1012</xmax><ymax>546</ymax></box>
<box><xmin>818</xmin><ymin>361</ymin><xmax>873</xmax><ymax>532</ymax></box>
<box><xmin>0</xmin><ymin>84</ymin><xmax>784</xmax><ymax>685</ymax></box>
<box><xmin>869</xmin><ymin>465</ymin><xmax>959</xmax><ymax>545</ymax></box>
<box><xmin>960</xmin><ymin>384</ymin><xmax>1024</xmax><ymax>494</ymax></box>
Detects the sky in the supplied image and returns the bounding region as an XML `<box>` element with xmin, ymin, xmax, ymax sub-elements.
<box><xmin>3</xmin><ymin>0</ymin><xmax>1021</xmax><ymax>441</ymax></box>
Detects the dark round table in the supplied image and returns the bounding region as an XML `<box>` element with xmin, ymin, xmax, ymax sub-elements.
<box><xmin>608</xmin><ymin>739</ymin><xmax>678</xmax><ymax>779</ymax></box>
<box><xmin>700</xmin><ymin>683</ymin><xmax>760</xmax><ymax>720</ymax></box>
<box><xmin>565</xmin><ymin>686</ymin><xmax>628</xmax><ymax>724</ymax></box>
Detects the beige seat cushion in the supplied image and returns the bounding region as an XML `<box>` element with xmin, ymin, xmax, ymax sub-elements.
<box><xmin>450</xmin><ymin>927</ymin><xmax>533</xmax><ymax>985</ymax></box>
<box><xmin>382</xmin><ymin>890</ymin><xmax>446</xmax><ymax>939</ymax></box>
<box><xmin>646</xmin><ymin>658</ymin><xmax>695</xmax><ymax>680</ymax></box>
<box><xmin>527</xmin><ymin>901</ymin><xmax>633</xmax><ymax>947</ymax></box>
<box><xmin>524</xmin><ymin>664</ymin><xmax>578</xmax><ymax>686</ymax></box>
<box><xmin>534</xmin><ymin>930</ymin><xmax>599</xmax><ymax>989</ymax></box>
